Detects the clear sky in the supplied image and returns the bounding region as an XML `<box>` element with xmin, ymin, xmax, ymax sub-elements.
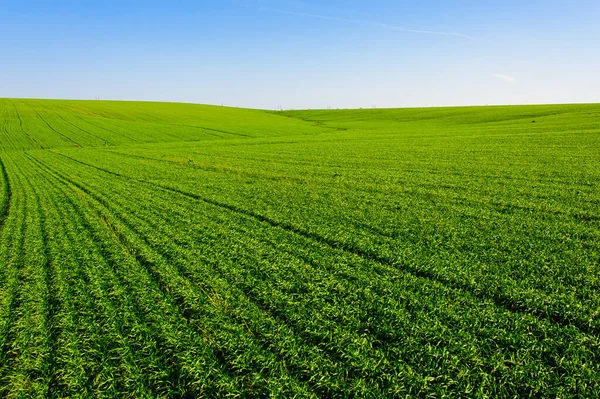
<box><xmin>1</xmin><ymin>0</ymin><xmax>599</xmax><ymax>109</ymax></box>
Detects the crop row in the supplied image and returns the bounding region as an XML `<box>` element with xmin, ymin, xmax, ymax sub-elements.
<box><xmin>53</xmin><ymin>140</ymin><xmax>600</xmax><ymax>336</ymax></box>
<box><xmin>0</xmin><ymin>148</ymin><xmax>591</xmax><ymax>397</ymax></box>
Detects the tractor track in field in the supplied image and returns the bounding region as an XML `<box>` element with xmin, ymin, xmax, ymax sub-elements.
<box><xmin>0</xmin><ymin>165</ymin><xmax>29</xmax><ymax>384</ymax></box>
<box><xmin>101</xmin><ymin>150</ymin><xmax>600</xmax><ymax>225</ymax></box>
<box><xmin>49</xmin><ymin>152</ymin><xmax>600</xmax><ymax>337</ymax></box>
<box><xmin>175</xmin><ymin>124</ymin><xmax>251</xmax><ymax>138</ymax></box>
<box><xmin>103</xmin><ymin>150</ymin><xmax>313</xmax><ymax>185</ymax></box>
<box><xmin>155</xmin><ymin>184</ymin><xmax>600</xmax><ymax>336</ymax></box>
<box><xmin>0</xmin><ymin>158</ymin><xmax>12</xmax><ymax>231</ymax></box>
<box><xmin>36</xmin><ymin>160</ymin><xmax>394</xmax><ymax>394</ymax></box>
<box><xmin>35</xmin><ymin>152</ymin><xmax>446</xmax><ymax>396</ymax></box>
<box><xmin>0</xmin><ymin>121</ymin><xmax>18</xmax><ymax>152</ymax></box>
<box><xmin>29</xmin><ymin>154</ymin><xmax>356</xmax><ymax>396</ymax></box>
<box><xmin>71</xmin><ymin>113</ymin><xmax>141</xmax><ymax>143</ymax></box>
<box><xmin>27</xmin><ymin>105</ymin><xmax>80</xmax><ymax>147</ymax></box>
<box><xmin>31</xmin><ymin>164</ymin><xmax>211</xmax><ymax>396</ymax></box>
<box><xmin>26</xmin><ymin>154</ymin><xmax>311</xmax><ymax>396</ymax></box>
<box><xmin>8</xmin><ymin>100</ymin><xmax>44</xmax><ymax>149</ymax></box>
<box><xmin>31</xmin><ymin>152</ymin><xmax>600</xmax><ymax>389</ymax></box>
<box><xmin>54</xmin><ymin>114</ymin><xmax>112</xmax><ymax>146</ymax></box>
<box><xmin>9</xmin><ymin>101</ymin><xmax>23</xmax><ymax>130</ymax></box>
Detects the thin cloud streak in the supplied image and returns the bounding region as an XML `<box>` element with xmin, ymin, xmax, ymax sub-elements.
<box><xmin>265</xmin><ymin>8</ymin><xmax>477</xmax><ymax>40</ymax></box>
<box><xmin>493</xmin><ymin>73</ymin><xmax>517</xmax><ymax>83</ymax></box>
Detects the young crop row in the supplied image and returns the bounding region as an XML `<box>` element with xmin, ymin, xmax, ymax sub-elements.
<box><xmin>54</xmin><ymin>134</ymin><xmax>600</xmax><ymax>336</ymax></box>
<box><xmin>2</xmin><ymin>148</ymin><xmax>592</xmax><ymax>397</ymax></box>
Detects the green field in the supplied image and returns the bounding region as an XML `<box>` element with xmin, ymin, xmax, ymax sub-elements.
<box><xmin>0</xmin><ymin>99</ymin><xmax>599</xmax><ymax>397</ymax></box>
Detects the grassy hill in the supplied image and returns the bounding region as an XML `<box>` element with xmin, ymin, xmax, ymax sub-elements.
<box><xmin>1</xmin><ymin>99</ymin><xmax>599</xmax><ymax>397</ymax></box>
<box><xmin>0</xmin><ymin>99</ymin><xmax>330</xmax><ymax>151</ymax></box>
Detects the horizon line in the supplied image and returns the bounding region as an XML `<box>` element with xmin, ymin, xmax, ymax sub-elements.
<box><xmin>1</xmin><ymin>96</ymin><xmax>597</xmax><ymax>111</ymax></box>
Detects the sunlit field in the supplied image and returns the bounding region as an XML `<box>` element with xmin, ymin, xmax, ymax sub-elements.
<box><xmin>1</xmin><ymin>99</ymin><xmax>599</xmax><ymax>397</ymax></box>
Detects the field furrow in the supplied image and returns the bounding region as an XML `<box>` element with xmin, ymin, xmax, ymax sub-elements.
<box><xmin>0</xmin><ymin>157</ymin><xmax>41</xmax><ymax>396</ymax></box>
<box><xmin>0</xmin><ymin>155</ymin><xmax>57</xmax><ymax>397</ymax></box>
<box><xmin>28</xmin><ymin>107</ymin><xmax>81</xmax><ymax>147</ymax></box>
<box><xmin>50</xmin><ymin>149</ymin><xmax>600</xmax><ymax>337</ymax></box>
<box><xmin>27</xmin><ymin>155</ymin><xmax>291</xmax><ymax>397</ymax></box>
<box><xmin>6</xmin><ymin>101</ymin><xmax>43</xmax><ymax>151</ymax></box>
<box><xmin>0</xmin><ymin>161</ymin><xmax>25</xmax><ymax>372</ymax></box>
<box><xmin>0</xmin><ymin>99</ymin><xmax>599</xmax><ymax>397</ymax></box>
<box><xmin>29</xmin><ymin>149</ymin><xmax>600</xmax><ymax>396</ymax></box>
<box><xmin>0</xmin><ymin>157</ymin><xmax>11</xmax><ymax>227</ymax></box>
<box><xmin>30</xmin><ymin>149</ymin><xmax>329</xmax><ymax>397</ymax></box>
<box><xmin>32</xmin><ymin>153</ymin><xmax>405</xmax><ymax>396</ymax></box>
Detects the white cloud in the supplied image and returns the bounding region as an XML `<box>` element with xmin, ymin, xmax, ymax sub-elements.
<box><xmin>493</xmin><ymin>74</ymin><xmax>517</xmax><ymax>83</ymax></box>
<box><xmin>265</xmin><ymin>8</ymin><xmax>476</xmax><ymax>40</ymax></box>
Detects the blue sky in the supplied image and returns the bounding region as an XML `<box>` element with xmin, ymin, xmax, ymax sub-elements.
<box><xmin>1</xmin><ymin>0</ymin><xmax>599</xmax><ymax>109</ymax></box>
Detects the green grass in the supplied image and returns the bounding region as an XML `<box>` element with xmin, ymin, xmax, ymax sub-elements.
<box><xmin>0</xmin><ymin>98</ymin><xmax>599</xmax><ymax>397</ymax></box>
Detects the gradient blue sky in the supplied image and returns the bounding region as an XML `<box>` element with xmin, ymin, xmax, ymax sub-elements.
<box><xmin>1</xmin><ymin>0</ymin><xmax>599</xmax><ymax>109</ymax></box>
